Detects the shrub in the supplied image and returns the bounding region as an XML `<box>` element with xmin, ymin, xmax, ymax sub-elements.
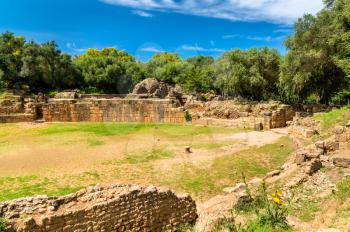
<box><xmin>184</xmin><ymin>111</ymin><xmax>192</xmax><ymax>122</ymax></box>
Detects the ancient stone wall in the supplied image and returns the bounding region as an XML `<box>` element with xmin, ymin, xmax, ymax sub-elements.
<box><xmin>43</xmin><ymin>98</ymin><xmax>185</xmax><ymax>123</ymax></box>
<box><xmin>0</xmin><ymin>184</ymin><xmax>197</xmax><ymax>232</ymax></box>
<box><xmin>0</xmin><ymin>93</ymin><xmax>37</xmax><ymax>123</ymax></box>
<box><xmin>191</xmin><ymin>103</ymin><xmax>291</xmax><ymax>130</ymax></box>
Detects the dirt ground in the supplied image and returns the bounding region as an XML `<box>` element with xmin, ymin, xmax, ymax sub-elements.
<box><xmin>0</xmin><ymin>123</ymin><xmax>288</xmax><ymax>176</ymax></box>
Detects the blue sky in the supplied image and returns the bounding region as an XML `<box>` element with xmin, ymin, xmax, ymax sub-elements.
<box><xmin>0</xmin><ymin>0</ymin><xmax>324</xmax><ymax>61</ymax></box>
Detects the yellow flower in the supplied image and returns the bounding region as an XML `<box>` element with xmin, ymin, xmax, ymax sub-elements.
<box><xmin>272</xmin><ymin>190</ymin><xmax>284</xmax><ymax>206</ymax></box>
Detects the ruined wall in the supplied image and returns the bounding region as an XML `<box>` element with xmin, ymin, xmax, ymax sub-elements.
<box><xmin>333</xmin><ymin>125</ymin><xmax>350</xmax><ymax>150</ymax></box>
<box><xmin>43</xmin><ymin>98</ymin><xmax>185</xmax><ymax>123</ymax></box>
<box><xmin>0</xmin><ymin>184</ymin><xmax>197</xmax><ymax>232</ymax></box>
<box><xmin>0</xmin><ymin>94</ymin><xmax>36</xmax><ymax>123</ymax></box>
<box><xmin>191</xmin><ymin>103</ymin><xmax>291</xmax><ymax>130</ymax></box>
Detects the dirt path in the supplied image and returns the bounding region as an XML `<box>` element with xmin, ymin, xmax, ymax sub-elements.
<box><xmin>155</xmin><ymin>128</ymin><xmax>289</xmax><ymax>170</ymax></box>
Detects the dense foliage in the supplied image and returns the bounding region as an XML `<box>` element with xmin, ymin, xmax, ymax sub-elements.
<box><xmin>0</xmin><ymin>0</ymin><xmax>349</xmax><ymax>103</ymax></box>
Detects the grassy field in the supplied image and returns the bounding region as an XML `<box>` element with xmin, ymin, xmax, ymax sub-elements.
<box><xmin>0</xmin><ymin>122</ymin><xmax>294</xmax><ymax>201</ymax></box>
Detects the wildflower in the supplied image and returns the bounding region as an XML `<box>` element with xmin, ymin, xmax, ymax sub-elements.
<box><xmin>272</xmin><ymin>190</ymin><xmax>284</xmax><ymax>206</ymax></box>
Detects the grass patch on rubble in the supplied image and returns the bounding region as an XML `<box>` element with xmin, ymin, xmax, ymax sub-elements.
<box><xmin>313</xmin><ymin>106</ymin><xmax>350</xmax><ymax>136</ymax></box>
<box><xmin>335</xmin><ymin>177</ymin><xmax>350</xmax><ymax>200</ymax></box>
<box><xmin>161</xmin><ymin>136</ymin><xmax>294</xmax><ymax>198</ymax></box>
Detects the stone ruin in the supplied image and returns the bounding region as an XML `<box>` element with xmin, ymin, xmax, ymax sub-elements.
<box><xmin>0</xmin><ymin>184</ymin><xmax>197</xmax><ymax>232</ymax></box>
<box><xmin>185</xmin><ymin>98</ymin><xmax>299</xmax><ymax>129</ymax></box>
<box><xmin>0</xmin><ymin>81</ymin><xmax>334</xmax><ymax>130</ymax></box>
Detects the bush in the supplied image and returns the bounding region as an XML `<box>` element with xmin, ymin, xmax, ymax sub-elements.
<box><xmin>185</xmin><ymin>111</ymin><xmax>192</xmax><ymax>122</ymax></box>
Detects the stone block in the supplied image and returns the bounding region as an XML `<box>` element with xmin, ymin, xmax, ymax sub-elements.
<box><xmin>332</xmin><ymin>153</ymin><xmax>350</xmax><ymax>168</ymax></box>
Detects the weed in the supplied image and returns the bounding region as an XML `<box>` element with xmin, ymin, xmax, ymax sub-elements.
<box><xmin>0</xmin><ymin>218</ymin><xmax>6</xmax><ymax>232</ymax></box>
<box><xmin>213</xmin><ymin>178</ymin><xmax>291</xmax><ymax>232</ymax></box>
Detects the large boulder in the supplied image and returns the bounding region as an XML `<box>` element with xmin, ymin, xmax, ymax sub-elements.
<box><xmin>132</xmin><ymin>78</ymin><xmax>182</xmax><ymax>99</ymax></box>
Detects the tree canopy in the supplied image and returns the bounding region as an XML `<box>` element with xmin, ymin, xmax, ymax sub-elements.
<box><xmin>0</xmin><ymin>0</ymin><xmax>349</xmax><ymax>104</ymax></box>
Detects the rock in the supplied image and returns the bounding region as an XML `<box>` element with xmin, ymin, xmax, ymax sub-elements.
<box><xmin>23</xmin><ymin>217</ymin><xmax>36</xmax><ymax>227</ymax></box>
<box><xmin>235</xmin><ymin>192</ymin><xmax>253</xmax><ymax>209</ymax></box>
<box><xmin>264</xmin><ymin>170</ymin><xmax>281</xmax><ymax>180</ymax></box>
<box><xmin>167</xmin><ymin>85</ymin><xmax>183</xmax><ymax>99</ymax></box>
<box><xmin>346</xmin><ymin>120</ymin><xmax>350</xmax><ymax>127</ymax></box>
<box><xmin>295</xmin><ymin>151</ymin><xmax>307</xmax><ymax>165</ymax></box>
<box><xmin>332</xmin><ymin>153</ymin><xmax>350</xmax><ymax>168</ymax></box>
<box><xmin>306</xmin><ymin>151</ymin><xmax>321</xmax><ymax>159</ymax></box>
<box><xmin>285</xmin><ymin>174</ymin><xmax>308</xmax><ymax>188</ymax></box>
<box><xmin>333</xmin><ymin>126</ymin><xmax>345</xmax><ymax>135</ymax></box>
<box><xmin>185</xmin><ymin>146</ymin><xmax>192</xmax><ymax>153</ymax></box>
<box><xmin>248</xmin><ymin>178</ymin><xmax>263</xmax><ymax>186</ymax></box>
<box><xmin>132</xmin><ymin>78</ymin><xmax>162</xmax><ymax>96</ymax></box>
<box><xmin>223</xmin><ymin>183</ymin><xmax>246</xmax><ymax>194</ymax></box>
<box><xmin>304</xmin><ymin>159</ymin><xmax>322</xmax><ymax>175</ymax></box>
<box><xmin>132</xmin><ymin>78</ymin><xmax>182</xmax><ymax>99</ymax></box>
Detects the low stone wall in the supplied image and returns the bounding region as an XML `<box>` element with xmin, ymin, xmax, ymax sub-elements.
<box><xmin>0</xmin><ymin>184</ymin><xmax>197</xmax><ymax>232</ymax></box>
<box><xmin>192</xmin><ymin>107</ymin><xmax>289</xmax><ymax>130</ymax></box>
<box><xmin>43</xmin><ymin>98</ymin><xmax>185</xmax><ymax>123</ymax></box>
<box><xmin>0</xmin><ymin>114</ymin><xmax>34</xmax><ymax>123</ymax></box>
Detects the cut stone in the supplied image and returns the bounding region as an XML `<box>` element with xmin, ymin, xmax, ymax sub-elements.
<box><xmin>332</xmin><ymin>153</ymin><xmax>350</xmax><ymax>168</ymax></box>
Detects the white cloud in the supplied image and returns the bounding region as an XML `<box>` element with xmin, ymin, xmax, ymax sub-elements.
<box><xmin>180</xmin><ymin>45</ymin><xmax>225</xmax><ymax>52</ymax></box>
<box><xmin>100</xmin><ymin>0</ymin><xmax>324</xmax><ymax>24</ymax></box>
<box><xmin>273</xmin><ymin>28</ymin><xmax>293</xmax><ymax>33</ymax></box>
<box><xmin>223</xmin><ymin>34</ymin><xmax>285</xmax><ymax>42</ymax></box>
<box><xmin>140</xmin><ymin>46</ymin><xmax>165</xmax><ymax>52</ymax></box>
<box><xmin>66</xmin><ymin>43</ymin><xmax>87</xmax><ymax>53</ymax></box>
<box><xmin>132</xmin><ymin>10</ymin><xmax>153</xmax><ymax>17</ymax></box>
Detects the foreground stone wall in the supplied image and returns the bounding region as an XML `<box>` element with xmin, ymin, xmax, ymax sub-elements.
<box><xmin>43</xmin><ymin>98</ymin><xmax>185</xmax><ymax>123</ymax></box>
<box><xmin>0</xmin><ymin>184</ymin><xmax>197</xmax><ymax>232</ymax></box>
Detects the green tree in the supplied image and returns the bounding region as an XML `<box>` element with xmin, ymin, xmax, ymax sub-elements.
<box><xmin>145</xmin><ymin>53</ymin><xmax>187</xmax><ymax>83</ymax></box>
<box><xmin>20</xmin><ymin>41</ymin><xmax>81</xmax><ymax>92</ymax></box>
<box><xmin>74</xmin><ymin>48</ymin><xmax>144</xmax><ymax>93</ymax></box>
<box><xmin>214</xmin><ymin>48</ymin><xmax>280</xmax><ymax>100</ymax></box>
<box><xmin>279</xmin><ymin>0</ymin><xmax>350</xmax><ymax>104</ymax></box>
<box><xmin>0</xmin><ymin>31</ymin><xmax>25</xmax><ymax>89</ymax></box>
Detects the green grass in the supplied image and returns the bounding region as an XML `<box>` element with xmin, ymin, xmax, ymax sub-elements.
<box><xmin>87</xmin><ymin>139</ymin><xmax>106</xmax><ymax>147</ymax></box>
<box><xmin>313</xmin><ymin>106</ymin><xmax>350</xmax><ymax>138</ymax></box>
<box><xmin>0</xmin><ymin>175</ymin><xmax>84</xmax><ymax>202</ymax></box>
<box><xmin>0</xmin><ymin>217</ymin><xmax>6</xmax><ymax>232</ymax></box>
<box><xmin>162</xmin><ymin>136</ymin><xmax>294</xmax><ymax>198</ymax></box>
<box><xmin>34</xmin><ymin>123</ymin><xmax>242</xmax><ymax>138</ymax></box>
<box><xmin>290</xmin><ymin>199</ymin><xmax>321</xmax><ymax>222</ymax></box>
<box><xmin>335</xmin><ymin>177</ymin><xmax>350</xmax><ymax>200</ymax></box>
<box><xmin>125</xmin><ymin>148</ymin><xmax>174</xmax><ymax>164</ymax></box>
